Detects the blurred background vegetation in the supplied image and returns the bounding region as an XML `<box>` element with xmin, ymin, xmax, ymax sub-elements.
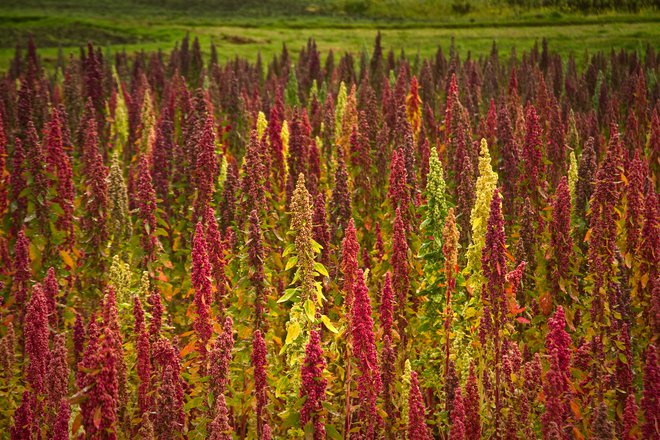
<box><xmin>0</xmin><ymin>0</ymin><xmax>658</xmax><ymax>67</ymax></box>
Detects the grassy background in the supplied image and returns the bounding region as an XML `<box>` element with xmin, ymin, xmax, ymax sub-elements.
<box><xmin>0</xmin><ymin>0</ymin><xmax>658</xmax><ymax>68</ymax></box>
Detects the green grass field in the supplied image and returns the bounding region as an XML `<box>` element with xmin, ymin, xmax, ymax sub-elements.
<box><xmin>0</xmin><ymin>0</ymin><xmax>658</xmax><ymax>68</ymax></box>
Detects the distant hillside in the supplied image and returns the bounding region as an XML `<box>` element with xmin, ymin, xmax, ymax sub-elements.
<box><xmin>1</xmin><ymin>0</ymin><xmax>657</xmax><ymax>21</ymax></box>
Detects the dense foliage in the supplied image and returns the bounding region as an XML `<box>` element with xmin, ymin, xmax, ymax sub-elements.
<box><xmin>0</xmin><ymin>34</ymin><xmax>658</xmax><ymax>439</ymax></box>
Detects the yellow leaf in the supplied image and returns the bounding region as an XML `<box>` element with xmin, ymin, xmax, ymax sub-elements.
<box><xmin>641</xmin><ymin>272</ymin><xmax>650</xmax><ymax>288</ymax></box>
<box><xmin>558</xmin><ymin>277</ymin><xmax>566</xmax><ymax>293</ymax></box>
<box><xmin>180</xmin><ymin>340</ymin><xmax>197</xmax><ymax>358</ymax></box>
<box><xmin>304</xmin><ymin>299</ymin><xmax>316</xmax><ymax>322</ymax></box>
<box><xmin>321</xmin><ymin>315</ymin><xmax>338</xmax><ymax>333</ymax></box>
<box><xmin>60</xmin><ymin>250</ymin><xmax>75</xmax><ymax>269</ymax></box>
<box><xmin>624</xmin><ymin>252</ymin><xmax>632</xmax><ymax>269</ymax></box>
<box><xmin>285</xmin><ymin>322</ymin><xmax>301</xmax><ymax>345</ymax></box>
<box><xmin>314</xmin><ymin>262</ymin><xmax>329</xmax><ymax>277</ymax></box>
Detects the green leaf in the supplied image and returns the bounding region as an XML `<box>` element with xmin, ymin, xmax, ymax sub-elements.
<box><xmin>275</xmin><ymin>376</ymin><xmax>289</xmax><ymax>398</ymax></box>
<box><xmin>285</xmin><ymin>256</ymin><xmax>298</xmax><ymax>271</ymax></box>
<box><xmin>282</xmin><ymin>243</ymin><xmax>296</xmax><ymax>257</ymax></box>
<box><xmin>310</xmin><ymin>239</ymin><xmax>323</xmax><ymax>253</ymax></box>
<box><xmin>184</xmin><ymin>396</ymin><xmax>204</xmax><ymax>410</ymax></box>
<box><xmin>314</xmin><ymin>262</ymin><xmax>329</xmax><ymax>277</ymax></box>
<box><xmin>304</xmin><ymin>299</ymin><xmax>316</xmax><ymax>322</ymax></box>
<box><xmin>321</xmin><ymin>315</ymin><xmax>338</xmax><ymax>333</ymax></box>
<box><xmin>277</xmin><ymin>288</ymin><xmax>298</xmax><ymax>303</ymax></box>
<box><xmin>290</xmin><ymin>268</ymin><xmax>301</xmax><ymax>285</ymax></box>
<box><xmin>284</xmin><ymin>410</ymin><xmax>301</xmax><ymax>430</ymax></box>
<box><xmin>50</xmin><ymin>202</ymin><xmax>64</xmax><ymax>216</ymax></box>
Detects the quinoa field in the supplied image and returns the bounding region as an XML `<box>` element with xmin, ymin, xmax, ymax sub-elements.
<box><xmin>0</xmin><ymin>10</ymin><xmax>658</xmax><ymax>440</ymax></box>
